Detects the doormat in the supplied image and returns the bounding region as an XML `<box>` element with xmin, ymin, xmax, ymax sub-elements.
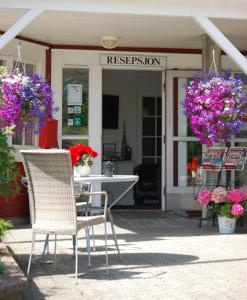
<box><xmin>113</xmin><ymin>211</ymin><xmax>167</xmax><ymax>219</ymax></box>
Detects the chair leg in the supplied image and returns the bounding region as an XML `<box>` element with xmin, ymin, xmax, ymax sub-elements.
<box><xmin>85</xmin><ymin>227</ymin><xmax>91</xmax><ymax>268</ymax></box>
<box><xmin>91</xmin><ymin>226</ymin><xmax>96</xmax><ymax>251</ymax></box>
<box><xmin>75</xmin><ymin>234</ymin><xmax>78</xmax><ymax>285</ymax></box>
<box><xmin>42</xmin><ymin>234</ymin><xmax>49</xmax><ymax>258</ymax></box>
<box><xmin>27</xmin><ymin>232</ymin><xmax>35</xmax><ymax>278</ymax></box>
<box><xmin>53</xmin><ymin>234</ymin><xmax>57</xmax><ymax>272</ymax></box>
<box><xmin>72</xmin><ymin>235</ymin><xmax>76</xmax><ymax>258</ymax></box>
<box><xmin>104</xmin><ymin>221</ymin><xmax>109</xmax><ymax>276</ymax></box>
<box><xmin>108</xmin><ymin>211</ymin><xmax>121</xmax><ymax>260</ymax></box>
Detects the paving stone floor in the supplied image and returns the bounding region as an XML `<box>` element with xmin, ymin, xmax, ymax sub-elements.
<box><xmin>3</xmin><ymin>211</ymin><xmax>247</xmax><ymax>300</ymax></box>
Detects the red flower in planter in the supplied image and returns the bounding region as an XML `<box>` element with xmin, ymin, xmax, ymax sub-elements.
<box><xmin>69</xmin><ymin>144</ymin><xmax>98</xmax><ymax>167</ymax></box>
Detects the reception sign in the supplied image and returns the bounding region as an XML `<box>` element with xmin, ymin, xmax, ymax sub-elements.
<box><xmin>100</xmin><ymin>54</ymin><xmax>167</xmax><ymax>68</ymax></box>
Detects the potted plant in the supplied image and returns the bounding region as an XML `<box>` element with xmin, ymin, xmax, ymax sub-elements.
<box><xmin>69</xmin><ymin>144</ymin><xmax>98</xmax><ymax>177</ymax></box>
<box><xmin>183</xmin><ymin>72</ymin><xmax>247</xmax><ymax>147</ymax></box>
<box><xmin>197</xmin><ymin>187</ymin><xmax>247</xmax><ymax>234</ymax></box>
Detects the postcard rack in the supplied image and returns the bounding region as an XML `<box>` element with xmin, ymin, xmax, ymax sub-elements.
<box><xmin>193</xmin><ymin>146</ymin><xmax>247</xmax><ymax>227</ymax></box>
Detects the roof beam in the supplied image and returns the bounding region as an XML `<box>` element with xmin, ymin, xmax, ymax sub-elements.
<box><xmin>0</xmin><ymin>0</ymin><xmax>247</xmax><ymax>20</ymax></box>
<box><xmin>0</xmin><ymin>9</ymin><xmax>43</xmax><ymax>50</ymax></box>
<box><xmin>193</xmin><ymin>16</ymin><xmax>247</xmax><ymax>75</ymax></box>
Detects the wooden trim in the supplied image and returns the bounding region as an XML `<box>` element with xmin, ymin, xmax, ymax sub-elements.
<box><xmin>0</xmin><ymin>30</ymin><xmax>52</xmax><ymax>48</ymax></box>
<box><xmin>1</xmin><ymin>29</ymin><xmax>247</xmax><ymax>56</ymax></box>
<box><xmin>173</xmin><ymin>141</ymin><xmax>178</xmax><ymax>186</ymax></box>
<box><xmin>45</xmin><ymin>48</ymin><xmax>52</xmax><ymax>83</ymax></box>
<box><xmin>52</xmin><ymin>44</ymin><xmax>202</xmax><ymax>54</ymax></box>
<box><xmin>173</xmin><ymin>77</ymin><xmax>178</xmax><ymax>186</ymax></box>
<box><xmin>173</xmin><ymin>77</ymin><xmax>178</xmax><ymax>136</ymax></box>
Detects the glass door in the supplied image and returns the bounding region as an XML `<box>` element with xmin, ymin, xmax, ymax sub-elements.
<box><xmin>142</xmin><ymin>96</ymin><xmax>162</xmax><ymax>164</ymax></box>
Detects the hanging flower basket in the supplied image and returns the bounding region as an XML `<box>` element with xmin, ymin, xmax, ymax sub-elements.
<box><xmin>0</xmin><ymin>66</ymin><xmax>57</xmax><ymax>135</ymax></box>
<box><xmin>183</xmin><ymin>72</ymin><xmax>247</xmax><ymax>147</ymax></box>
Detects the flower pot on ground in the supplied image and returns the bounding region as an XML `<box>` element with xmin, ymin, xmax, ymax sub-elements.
<box><xmin>69</xmin><ymin>144</ymin><xmax>98</xmax><ymax>177</ymax></box>
<box><xmin>218</xmin><ymin>215</ymin><xmax>236</xmax><ymax>234</ymax></box>
<box><xmin>197</xmin><ymin>187</ymin><xmax>247</xmax><ymax>234</ymax></box>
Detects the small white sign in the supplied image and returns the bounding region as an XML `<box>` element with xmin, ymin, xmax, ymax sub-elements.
<box><xmin>68</xmin><ymin>119</ymin><xmax>74</xmax><ymax>126</ymax></box>
<box><xmin>100</xmin><ymin>54</ymin><xmax>166</xmax><ymax>68</ymax></box>
<box><xmin>68</xmin><ymin>84</ymin><xmax>83</xmax><ymax>105</ymax></box>
<box><xmin>74</xmin><ymin>106</ymin><xmax>82</xmax><ymax>114</ymax></box>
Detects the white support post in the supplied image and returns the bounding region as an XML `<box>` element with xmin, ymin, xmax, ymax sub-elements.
<box><xmin>193</xmin><ymin>16</ymin><xmax>247</xmax><ymax>75</ymax></box>
<box><xmin>0</xmin><ymin>9</ymin><xmax>43</xmax><ymax>50</ymax></box>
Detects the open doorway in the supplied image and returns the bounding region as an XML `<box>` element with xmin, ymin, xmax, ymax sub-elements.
<box><xmin>102</xmin><ymin>69</ymin><xmax>163</xmax><ymax>210</ymax></box>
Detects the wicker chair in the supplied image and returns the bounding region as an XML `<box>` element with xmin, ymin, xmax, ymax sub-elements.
<box><xmin>20</xmin><ymin>149</ymin><xmax>109</xmax><ymax>284</ymax></box>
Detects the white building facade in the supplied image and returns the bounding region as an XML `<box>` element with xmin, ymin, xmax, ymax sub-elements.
<box><xmin>1</xmin><ymin>0</ymin><xmax>247</xmax><ymax>211</ymax></box>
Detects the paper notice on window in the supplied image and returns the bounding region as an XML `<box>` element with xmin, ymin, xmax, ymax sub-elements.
<box><xmin>67</xmin><ymin>84</ymin><xmax>83</xmax><ymax>105</ymax></box>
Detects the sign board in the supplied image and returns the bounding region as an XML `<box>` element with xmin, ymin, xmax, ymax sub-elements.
<box><xmin>223</xmin><ymin>147</ymin><xmax>247</xmax><ymax>170</ymax></box>
<box><xmin>99</xmin><ymin>54</ymin><xmax>167</xmax><ymax>68</ymax></box>
<box><xmin>67</xmin><ymin>84</ymin><xmax>83</xmax><ymax>105</ymax></box>
<box><xmin>202</xmin><ymin>147</ymin><xmax>227</xmax><ymax>171</ymax></box>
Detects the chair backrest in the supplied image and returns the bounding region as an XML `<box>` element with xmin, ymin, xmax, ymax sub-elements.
<box><xmin>20</xmin><ymin>149</ymin><xmax>77</xmax><ymax>234</ymax></box>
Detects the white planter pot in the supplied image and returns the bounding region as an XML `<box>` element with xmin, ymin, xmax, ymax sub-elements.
<box><xmin>74</xmin><ymin>165</ymin><xmax>91</xmax><ymax>177</ymax></box>
<box><xmin>218</xmin><ymin>215</ymin><xmax>236</xmax><ymax>234</ymax></box>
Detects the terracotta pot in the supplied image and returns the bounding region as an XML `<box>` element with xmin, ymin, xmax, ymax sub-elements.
<box><xmin>0</xmin><ymin>162</ymin><xmax>29</xmax><ymax>218</ymax></box>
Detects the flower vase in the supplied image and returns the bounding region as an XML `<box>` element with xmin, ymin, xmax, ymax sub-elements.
<box><xmin>218</xmin><ymin>216</ymin><xmax>236</xmax><ymax>234</ymax></box>
<box><xmin>74</xmin><ymin>164</ymin><xmax>91</xmax><ymax>177</ymax></box>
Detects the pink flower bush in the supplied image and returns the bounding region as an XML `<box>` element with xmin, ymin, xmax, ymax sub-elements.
<box><xmin>227</xmin><ymin>189</ymin><xmax>247</xmax><ymax>203</ymax></box>
<box><xmin>197</xmin><ymin>189</ymin><xmax>212</xmax><ymax>205</ymax></box>
<box><xmin>197</xmin><ymin>187</ymin><xmax>247</xmax><ymax>219</ymax></box>
<box><xmin>231</xmin><ymin>203</ymin><xmax>244</xmax><ymax>216</ymax></box>
<box><xmin>211</xmin><ymin>187</ymin><xmax>227</xmax><ymax>203</ymax></box>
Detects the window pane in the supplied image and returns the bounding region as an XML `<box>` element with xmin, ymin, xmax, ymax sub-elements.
<box><xmin>142</xmin><ymin>117</ymin><xmax>155</xmax><ymax>136</ymax></box>
<box><xmin>62</xmin><ymin>139</ymin><xmax>88</xmax><ymax>149</ymax></box>
<box><xmin>157</xmin><ymin>97</ymin><xmax>161</xmax><ymax>116</ymax></box>
<box><xmin>177</xmin><ymin>78</ymin><xmax>194</xmax><ymax>137</ymax></box>
<box><xmin>157</xmin><ymin>138</ymin><xmax>161</xmax><ymax>156</ymax></box>
<box><xmin>0</xmin><ymin>59</ymin><xmax>5</xmax><ymax>66</ymax></box>
<box><xmin>174</xmin><ymin>141</ymin><xmax>202</xmax><ymax>187</ymax></box>
<box><xmin>157</xmin><ymin>117</ymin><xmax>162</xmax><ymax>136</ymax></box>
<box><xmin>24</xmin><ymin>128</ymin><xmax>35</xmax><ymax>146</ymax></box>
<box><xmin>142</xmin><ymin>137</ymin><xmax>155</xmax><ymax>156</ymax></box>
<box><xmin>26</xmin><ymin>63</ymin><xmax>35</xmax><ymax>74</ymax></box>
<box><xmin>142</xmin><ymin>157</ymin><xmax>155</xmax><ymax>164</ymax></box>
<box><xmin>12</xmin><ymin>128</ymin><xmax>23</xmax><ymax>145</ymax></box>
<box><xmin>143</xmin><ymin>97</ymin><xmax>155</xmax><ymax>116</ymax></box>
<box><xmin>234</xmin><ymin>142</ymin><xmax>247</xmax><ymax>187</ymax></box>
<box><xmin>62</xmin><ymin>68</ymin><xmax>89</xmax><ymax>135</ymax></box>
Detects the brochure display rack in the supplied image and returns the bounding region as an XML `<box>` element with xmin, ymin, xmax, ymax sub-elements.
<box><xmin>193</xmin><ymin>146</ymin><xmax>247</xmax><ymax>227</ymax></box>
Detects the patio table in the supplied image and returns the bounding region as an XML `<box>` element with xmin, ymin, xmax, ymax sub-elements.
<box><xmin>74</xmin><ymin>174</ymin><xmax>139</xmax><ymax>258</ymax></box>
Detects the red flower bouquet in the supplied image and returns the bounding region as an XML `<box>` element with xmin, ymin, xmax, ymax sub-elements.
<box><xmin>69</xmin><ymin>144</ymin><xmax>98</xmax><ymax>167</ymax></box>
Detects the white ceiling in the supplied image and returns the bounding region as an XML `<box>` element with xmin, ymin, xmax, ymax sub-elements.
<box><xmin>1</xmin><ymin>8</ymin><xmax>247</xmax><ymax>50</ymax></box>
